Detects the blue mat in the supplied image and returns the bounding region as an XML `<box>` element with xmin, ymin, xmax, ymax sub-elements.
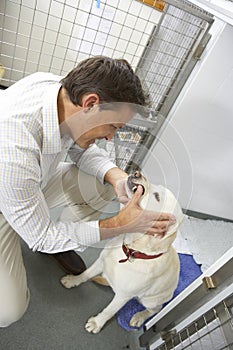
<box><xmin>117</xmin><ymin>253</ymin><xmax>202</xmax><ymax>330</ymax></box>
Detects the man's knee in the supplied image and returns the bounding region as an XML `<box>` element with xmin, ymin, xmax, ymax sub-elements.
<box><xmin>0</xmin><ymin>288</ymin><xmax>30</xmax><ymax>327</ymax></box>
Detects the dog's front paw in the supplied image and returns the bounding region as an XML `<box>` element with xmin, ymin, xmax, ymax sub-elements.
<box><xmin>85</xmin><ymin>316</ymin><xmax>103</xmax><ymax>334</ymax></box>
<box><xmin>60</xmin><ymin>275</ymin><xmax>80</xmax><ymax>289</ymax></box>
<box><xmin>130</xmin><ymin>310</ymin><xmax>151</xmax><ymax>328</ymax></box>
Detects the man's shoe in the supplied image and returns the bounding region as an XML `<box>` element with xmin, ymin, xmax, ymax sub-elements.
<box><xmin>46</xmin><ymin>250</ymin><xmax>87</xmax><ymax>275</ymax></box>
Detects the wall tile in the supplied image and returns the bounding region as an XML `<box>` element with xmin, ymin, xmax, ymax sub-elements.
<box><xmin>44</xmin><ymin>28</ymin><xmax>57</xmax><ymax>43</ymax></box>
<box><xmin>18</xmin><ymin>21</ymin><xmax>32</xmax><ymax>36</ymax></box>
<box><xmin>49</xmin><ymin>0</ymin><xmax>64</xmax><ymax>17</ymax></box>
<box><xmin>95</xmin><ymin>32</ymin><xmax>107</xmax><ymax>46</ymax></box>
<box><xmin>62</xmin><ymin>59</ymin><xmax>75</xmax><ymax>73</ymax></box>
<box><xmin>19</xmin><ymin>6</ymin><xmax>34</xmax><ymax>23</ymax></box>
<box><xmin>33</xmin><ymin>10</ymin><xmax>48</xmax><ymax>27</ymax></box>
<box><xmin>16</xmin><ymin>34</ymin><xmax>30</xmax><ymax>48</ymax></box>
<box><xmin>41</xmin><ymin>41</ymin><xmax>54</xmax><ymax>55</ymax></box>
<box><xmin>12</xmin><ymin>57</ymin><xmax>25</xmax><ymax>71</ymax></box>
<box><xmin>27</xmin><ymin>49</ymin><xmax>40</xmax><ymax>62</ymax></box>
<box><xmin>110</xmin><ymin>23</ymin><xmax>122</xmax><ymax>37</ymax></box>
<box><xmin>1</xmin><ymin>42</ymin><xmax>15</xmax><ymax>57</ymax></box>
<box><xmin>105</xmin><ymin>35</ymin><xmax>118</xmax><ymax>49</ymax></box>
<box><xmin>78</xmin><ymin>1</ymin><xmax>92</xmax><ymax>13</ymax></box>
<box><xmin>116</xmin><ymin>38</ymin><xmax>128</xmax><ymax>53</ymax></box>
<box><xmin>29</xmin><ymin>38</ymin><xmax>43</xmax><ymax>52</ymax></box>
<box><xmin>47</xmin><ymin>15</ymin><xmax>61</xmax><ymax>31</ymax></box>
<box><xmin>40</xmin><ymin>53</ymin><xmax>52</xmax><ymax>66</ymax></box>
<box><xmin>127</xmin><ymin>42</ymin><xmax>138</xmax><ymax>55</ymax></box>
<box><xmin>31</xmin><ymin>25</ymin><xmax>45</xmax><ymax>40</ymax></box>
<box><xmin>131</xmin><ymin>30</ymin><xmax>143</xmax><ymax>44</ymax></box>
<box><xmin>0</xmin><ymin>14</ymin><xmax>3</xmax><ymax>28</ymax></box>
<box><xmin>91</xmin><ymin>44</ymin><xmax>103</xmax><ymax>55</ymax></box>
<box><xmin>63</xmin><ymin>5</ymin><xmax>77</xmax><ymax>23</ymax></box>
<box><xmin>22</xmin><ymin>0</ymin><xmax>36</xmax><ymax>9</ymax></box>
<box><xmin>75</xmin><ymin>10</ymin><xmax>89</xmax><ymax>27</ymax></box>
<box><xmin>10</xmin><ymin>69</ymin><xmax>24</xmax><ymax>81</ymax></box>
<box><xmin>125</xmin><ymin>14</ymin><xmax>137</xmax><ymax>28</ymax></box>
<box><xmin>14</xmin><ymin>46</ymin><xmax>27</xmax><ymax>60</ymax></box>
<box><xmin>56</xmin><ymin>33</ymin><xmax>70</xmax><ymax>47</ymax></box>
<box><xmin>135</xmin><ymin>18</ymin><xmax>147</xmax><ymax>32</ymax></box>
<box><xmin>36</xmin><ymin>0</ymin><xmax>51</xmax><ymax>14</ymax></box>
<box><xmin>114</xmin><ymin>10</ymin><xmax>127</xmax><ymax>25</ymax></box>
<box><xmin>65</xmin><ymin>48</ymin><xmax>77</xmax><ymax>61</ymax></box>
<box><xmin>25</xmin><ymin>60</ymin><xmax>38</xmax><ymax>74</ymax></box>
<box><xmin>5</xmin><ymin>1</ymin><xmax>20</xmax><ymax>18</ymax></box>
<box><xmin>3</xmin><ymin>16</ymin><xmax>18</xmax><ymax>32</ymax></box>
<box><xmin>54</xmin><ymin>45</ymin><xmax>67</xmax><ymax>58</ymax></box>
<box><xmin>59</xmin><ymin>19</ymin><xmax>73</xmax><ymax>35</ymax></box>
<box><xmin>118</xmin><ymin>0</ymin><xmax>131</xmax><ymax>12</ymax></box>
<box><xmin>129</xmin><ymin>1</ymin><xmax>142</xmax><ymax>17</ymax></box>
<box><xmin>2</xmin><ymin>30</ymin><xmax>16</xmax><ymax>45</ymax></box>
<box><xmin>0</xmin><ymin>54</ymin><xmax>13</xmax><ymax>68</ymax></box>
<box><xmin>121</xmin><ymin>27</ymin><xmax>133</xmax><ymax>41</ymax></box>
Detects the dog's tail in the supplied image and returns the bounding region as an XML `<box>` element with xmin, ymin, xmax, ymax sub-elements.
<box><xmin>91</xmin><ymin>276</ymin><xmax>109</xmax><ymax>286</ymax></box>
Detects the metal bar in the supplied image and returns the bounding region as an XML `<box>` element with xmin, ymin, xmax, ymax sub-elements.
<box><xmin>217</xmin><ymin>301</ymin><xmax>233</xmax><ymax>350</ymax></box>
<box><xmin>140</xmin><ymin>248</ymin><xmax>233</xmax><ymax>348</ymax></box>
<box><xmin>162</xmin><ymin>0</ymin><xmax>214</xmax><ymax>23</ymax></box>
<box><xmin>146</xmin><ymin>288</ymin><xmax>233</xmax><ymax>350</ymax></box>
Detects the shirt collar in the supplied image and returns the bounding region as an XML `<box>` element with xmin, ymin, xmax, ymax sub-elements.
<box><xmin>42</xmin><ymin>83</ymin><xmax>62</xmax><ymax>154</ymax></box>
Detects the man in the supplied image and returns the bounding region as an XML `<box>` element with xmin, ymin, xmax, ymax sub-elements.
<box><xmin>0</xmin><ymin>56</ymin><xmax>175</xmax><ymax>327</ymax></box>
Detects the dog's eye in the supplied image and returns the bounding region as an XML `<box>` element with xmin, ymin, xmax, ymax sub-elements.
<box><xmin>154</xmin><ymin>192</ymin><xmax>160</xmax><ymax>202</ymax></box>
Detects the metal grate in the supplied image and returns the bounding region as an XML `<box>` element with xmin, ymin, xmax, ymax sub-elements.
<box><xmin>0</xmin><ymin>0</ymin><xmax>213</xmax><ymax>172</ymax></box>
<box><xmin>154</xmin><ymin>295</ymin><xmax>233</xmax><ymax>350</ymax></box>
<box><xmin>140</xmin><ymin>249</ymin><xmax>233</xmax><ymax>350</ymax></box>
<box><xmin>137</xmin><ymin>4</ymin><xmax>210</xmax><ymax>114</ymax></box>
<box><xmin>0</xmin><ymin>0</ymin><xmax>161</xmax><ymax>87</ymax></box>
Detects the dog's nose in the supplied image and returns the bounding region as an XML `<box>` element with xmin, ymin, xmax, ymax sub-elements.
<box><xmin>134</xmin><ymin>170</ymin><xmax>141</xmax><ymax>178</ymax></box>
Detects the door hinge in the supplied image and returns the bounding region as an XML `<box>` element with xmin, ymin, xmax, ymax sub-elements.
<box><xmin>193</xmin><ymin>33</ymin><xmax>212</xmax><ymax>60</ymax></box>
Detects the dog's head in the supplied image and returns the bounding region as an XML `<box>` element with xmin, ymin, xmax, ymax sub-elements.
<box><xmin>125</xmin><ymin>171</ymin><xmax>183</xmax><ymax>237</ymax></box>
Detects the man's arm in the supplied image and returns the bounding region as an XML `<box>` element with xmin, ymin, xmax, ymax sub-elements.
<box><xmin>0</xmin><ymin>149</ymin><xmax>101</xmax><ymax>253</ymax></box>
<box><xmin>68</xmin><ymin>143</ymin><xmax>118</xmax><ymax>184</ymax></box>
<box><xmin>69</xmin><ymin>144</ymin><xmax>176</xmax><ymax>239</ymax></box>
<box><xmin>100</xmin><ymin>171</ymin><xmax>176</xmax><ymax>240</ymax></box>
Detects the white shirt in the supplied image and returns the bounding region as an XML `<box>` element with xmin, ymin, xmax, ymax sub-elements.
<box><xmin>0</xmin><ymin>72</ymin><xmax>116</xmax><ymax>253</ymax></box>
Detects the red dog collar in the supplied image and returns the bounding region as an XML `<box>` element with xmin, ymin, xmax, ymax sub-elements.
<box><xmin>119</xmin><ymin>244</ymin><xmax>163</xmax><ymax>263</ymax></box>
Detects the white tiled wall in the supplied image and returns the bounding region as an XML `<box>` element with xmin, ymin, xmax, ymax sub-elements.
<box><xmin>0</xmin><ymin>0</ymin><xmax>162</xmax><ymax>87</ymax></box>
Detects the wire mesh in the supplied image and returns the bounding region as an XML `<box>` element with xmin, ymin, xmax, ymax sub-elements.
<box><xmin>153</xmin><ymin>294</ymin><xmax>233</xmax><ymax>350</ymax></box>
<box><xmin>0</xmin><ymin>0</ymin><xmax>161</xmax><ymax>87</ymax></box>
<box><xmin>136</xmin><ymin>3</ymin><xmax>209</xmax><ymax>114</ymax></box>
<box><xmin>0</xmin><ymin>0</ymin><xmax>213</xmax><ymax>171</ymax></box>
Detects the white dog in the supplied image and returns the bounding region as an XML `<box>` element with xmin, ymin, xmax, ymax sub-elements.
<box><xmin>61</xmin><ymin>171</ymin><xmax>183</xmax><ymax>333</ymax></box>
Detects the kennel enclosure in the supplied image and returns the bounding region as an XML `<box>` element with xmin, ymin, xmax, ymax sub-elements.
<box><xmin>0</xmin><ymin>1</ymin><xmax>232</xmax><ymax>349</ymax></box>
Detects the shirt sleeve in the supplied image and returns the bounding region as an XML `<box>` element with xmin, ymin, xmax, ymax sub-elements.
<box><xmin>68</xmin><ymin>143</ymin><xmax>117</xmax><ymax>183</ymax></box>
<box><xmin>0</xmin><ymin>148</ymin><xmax>100</xmax><ymax>253</ymax></box>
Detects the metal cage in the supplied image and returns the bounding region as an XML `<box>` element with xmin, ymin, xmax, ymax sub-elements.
<box><xmin>0</xmin><ymin>0</ymin><xmax>213</xmax><ymax>172</ymax></box>
<box><xmin>140</xmin><ymin>248</ymin><xmax>233</xmax><ymax>350</ymax></box>
<box><xmin>2</xmin><ymin>4</ymin><xmax>231</xmax><ymax>349</ymax></box>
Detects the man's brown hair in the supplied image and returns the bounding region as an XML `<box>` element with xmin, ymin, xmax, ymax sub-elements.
<box><xmin>60</xmin><ymin>56</ymin><xmax>150</xmax><ymax>108</ymax></box>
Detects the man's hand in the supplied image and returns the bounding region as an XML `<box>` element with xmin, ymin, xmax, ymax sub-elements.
<box><xmin>99</xmin><ymin>185</ymin><xmax>176</xmax><ymax>240</ymax></box>
<box><xmin>104</xmin><ymin>167</ymin><xmax>129</xmax><ymax>204</ymax></box>
<box><xmin>114</xmin><ymin>178</ymin><xmax>130</xmax><ymax>205</ymax></box>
